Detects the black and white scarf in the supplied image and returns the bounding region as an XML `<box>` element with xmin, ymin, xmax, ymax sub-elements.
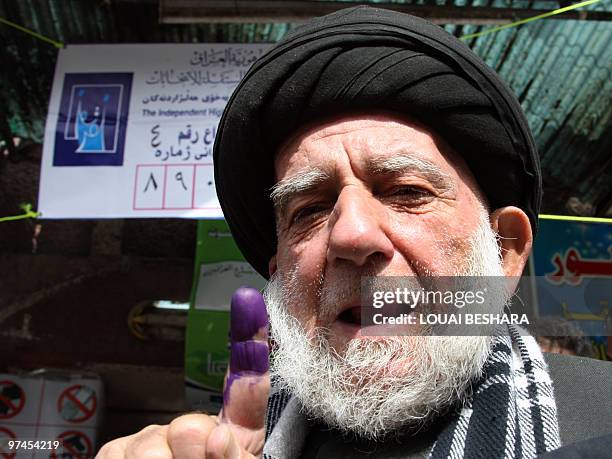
<box><xmin>263</xmin><ymin>326</ymin><xmax>560</xmax><ymax>458</ymax></box>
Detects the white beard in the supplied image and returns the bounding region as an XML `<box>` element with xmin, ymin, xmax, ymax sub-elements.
<box><xmin>264</xmin><ymin>211</ymin><xmax>507</xmax><ymax>440</ymax></box>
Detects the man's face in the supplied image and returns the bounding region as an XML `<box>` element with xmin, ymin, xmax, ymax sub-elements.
<box><xmin>272</xmin><ymin>114</ymin><xmax>489</xmax><ymax>351</ymax></box>
<box><xmin>265</xmin><ymin>114</ymin><xmax>511</xmax><ymax>438</ymax></box>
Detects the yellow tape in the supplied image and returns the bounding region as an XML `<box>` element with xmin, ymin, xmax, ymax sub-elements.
<box><xmin>0</xmin><ymin>203</ymin><xmax>40</xmax><ymax>223</ymax></box>
<box><xmin>539</xmin><ymin>214</ymin><xmax>612</xmax><ymax>224</ymax></box>
<box><xmin>460</xmin><ymin>0</ymin><xmax>603</xmax><ymax>40</ymax></box>
<box><xmin>4</xmin><ymin>211</ymin><xmax>605</xmax><ymax>223</ymax></box>
<box><xmin>0</xmin><ymin>17</ymin><xmax>64</xmax><ymax>48</ymax></box>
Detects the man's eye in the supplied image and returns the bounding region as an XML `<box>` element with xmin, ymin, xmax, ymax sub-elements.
<box><xmin>387</xmin><ymin>186</ymin><xmax>431</xmax><ymax>199</ymax></box>
<box><xmin>292</xmin><ymin>204</ymin><xmax>327</xmax><ymax>224</ymax></box>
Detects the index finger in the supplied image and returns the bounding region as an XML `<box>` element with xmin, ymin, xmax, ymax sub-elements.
<box><xmin>221</xmin><ymin>286</ymin><xmax>270</xmax><ymax>430</ymax></box>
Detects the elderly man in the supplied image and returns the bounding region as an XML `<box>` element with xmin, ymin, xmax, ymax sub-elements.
<box><xmin>98</xmin><ymin>6</ymin><xmax>611</xmax><ymax>459</ymax></box>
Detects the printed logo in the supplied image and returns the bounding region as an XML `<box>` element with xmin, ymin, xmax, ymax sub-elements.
<box><xmin>54</xmin><ymin>73</ymin><xmax>133</xmax><ymax>166</ymax></box>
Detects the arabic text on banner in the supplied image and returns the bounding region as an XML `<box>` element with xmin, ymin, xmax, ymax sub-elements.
<box><xmin>39</xmin><ymin>44</ymin><xmax>269</xmax><ymax>219</ymax></box>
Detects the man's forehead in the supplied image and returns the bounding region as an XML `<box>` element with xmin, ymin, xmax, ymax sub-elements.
<box><xmin>275</xmin><ymin>114</ymin><xmax>464</xmax><ymax>178</ymax></box>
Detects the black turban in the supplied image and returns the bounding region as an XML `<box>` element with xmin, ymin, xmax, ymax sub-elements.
<box><xmin>213</xmin><ymin>6</ymin><xmax>542</xmax><ymax>279</ymax></box>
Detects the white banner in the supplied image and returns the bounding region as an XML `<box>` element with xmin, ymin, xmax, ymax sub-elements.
<box><xmin>39</xmin><ymin>44</ymin><xmax>269</xmax><ymax>218</ymax></box>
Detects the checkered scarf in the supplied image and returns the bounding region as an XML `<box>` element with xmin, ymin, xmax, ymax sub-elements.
<box><xmin>263</xmin><ymin>326</ymin><xmax>560</xmax><ymax>458</ymax></box>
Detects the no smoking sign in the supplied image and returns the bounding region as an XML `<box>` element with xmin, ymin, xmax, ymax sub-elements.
<box><xmin>0</xmin><ymin>381</ymin><xmax>25</xmax><ymax>420</ymax></box>
<box><xmin>57</xmin><ymin>384</ymin><xmax>97</xmax><ymax>423</ymax></box>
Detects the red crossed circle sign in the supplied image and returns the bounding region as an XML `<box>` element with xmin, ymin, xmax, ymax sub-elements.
<box><xmin>57</xmin><ymin>384</ymin><xmax>97</xmax><ymax>423</ymax></box>
<box><xmin>50</xmin><ymin>431</ymin><xmax>93</xmax><ymax>459</ymax></box>
<box><xmin>0</xmin><ymin>380</ymin><xmax>25</xmax><ymax>420</ymax></box>
<box><xmin>0</xmin><ymin>426</ymin><xmax>17</xmax><ymax>459</ymax></box>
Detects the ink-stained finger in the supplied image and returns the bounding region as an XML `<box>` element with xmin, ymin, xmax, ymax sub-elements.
<box><xmin>221</xmin><ymin>286</ymin><xmax>270</xmax><ymax>430</ymax></box>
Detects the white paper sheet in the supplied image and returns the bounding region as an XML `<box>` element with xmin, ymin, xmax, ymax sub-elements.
<box><xmin>39</xmin><ymin>44</ymin><xmax>269</xmax><ymax>219</ymax></box>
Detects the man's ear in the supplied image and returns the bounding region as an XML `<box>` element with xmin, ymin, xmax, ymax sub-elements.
<box><xmin>489</xmin><ymin>206</ymin><xmax>533</xmax><ymax>277</ymax></box>
<box><xmin>268</xmin><ymin>254</ymin><xmax>278</xmax><ymax>277</ymax></box>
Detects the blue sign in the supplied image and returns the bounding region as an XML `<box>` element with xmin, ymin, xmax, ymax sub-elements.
<box><xmin>532</xmin><ymin>218</ymin><xmax>612</xmax><ymax>337</ymax></box>
<box><xmin>53</xmin><ymin>73</ymin><xmax>133</xmax><ymax>166</ymax></box>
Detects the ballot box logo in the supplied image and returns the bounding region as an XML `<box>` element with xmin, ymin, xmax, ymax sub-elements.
<box><xmin>54</xmin><ymin>73</ymin><xmax>132</xmax><ymax>166</ymax></box>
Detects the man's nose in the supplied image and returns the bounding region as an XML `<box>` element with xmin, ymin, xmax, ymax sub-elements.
<box><xmin>327</xmin><ymin>188</ymin><xmax>394</xmax><ymax>267</ymax></box>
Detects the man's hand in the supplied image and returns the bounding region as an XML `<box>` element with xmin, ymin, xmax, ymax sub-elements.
<box><xmin>97</xmin><ymin>287</ymin><xmax>270</xmax><ymax>458</ymax></box>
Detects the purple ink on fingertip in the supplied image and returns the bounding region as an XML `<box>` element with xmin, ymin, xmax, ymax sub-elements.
<box><xmin>223</xmin><ymin>286</ymin><xmax>269</xmax><ymax>407</ymax></box>
<box><xmin>230</xmin><ymin>286</ymin><xmax>268</xmax><ymax>341</ymax></box>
